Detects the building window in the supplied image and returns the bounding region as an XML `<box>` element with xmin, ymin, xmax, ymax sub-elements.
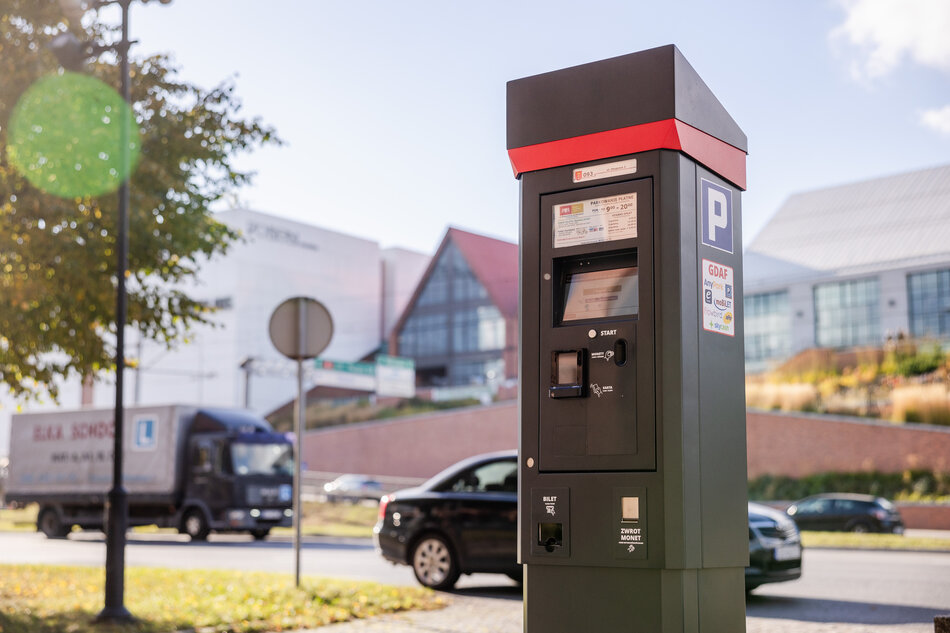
<box><xmin>452</xmin><ymin>358</ymin><xmax>506</xmax><ymax>385</ymax></box>
<box><xmin>744</xmin><ymin>290</ymin><xmax>790</xmax><ymax>362</ymax></box>
<box><xmin>453</xmin><ymin>306</ymin><xmax>505</xmax><ymax>353</ymax></box>
<box><xmin>813</xmin><ymin>278</ymin><xmax>880</xmax><ymax>348</ymax></box>
<box><xmin>398</xmin><ymin>313</ymin><xmax>448</xmax><ymax>356</ymax></box>
<box><xmin>907</xmin><ymin>269</ymin><xmax>950</xmax><ymax>338</ymax></box>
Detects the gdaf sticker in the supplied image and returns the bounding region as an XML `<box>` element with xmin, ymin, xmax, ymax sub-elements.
<box><xmin>701</xmin><ymin>259</ymin><xmax>735</xmax><ymax>337</ymax></box>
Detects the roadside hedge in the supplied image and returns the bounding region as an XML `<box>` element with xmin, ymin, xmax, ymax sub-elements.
<box><xmin>748</xmin><ymin>469</ymin><xmax>950</xmax><ymax>502</ymax></box>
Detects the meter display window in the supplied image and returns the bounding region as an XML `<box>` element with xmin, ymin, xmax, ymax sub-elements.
<box><xmin>561</xmin><ymin>266</ymin><xmax>638</xmax><ymax>322</ymax></box>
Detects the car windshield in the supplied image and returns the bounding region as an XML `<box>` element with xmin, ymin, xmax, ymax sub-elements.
<box><xmin>230</xmin><ymin>442</ymin><xmax>293</xmax><ymax>476</ymax></box>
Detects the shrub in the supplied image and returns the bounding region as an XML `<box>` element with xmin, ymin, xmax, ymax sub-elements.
<box><xmin>891</xmin><ymin>384</ymin><xmax>950</xmax><ymax>426</ymax></box>
<box><xmin>745</xmin><ymin>382</ymin><xmax>819</xmax><ymax>412</ymax></box>
<box><xmin>748</xmin><ymin>469</ymin><xmax>950</xmax><ymax>502</ymax></box>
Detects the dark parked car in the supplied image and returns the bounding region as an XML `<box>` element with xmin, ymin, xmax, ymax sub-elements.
<box><xmin>746</xmin><ymin>502</ymin><xmax>803</xmax><ymax>591</ymax></box>
<box><xmin>375</xmin><ymin>450</ymin><xmax>519</xmax><ymax>589</ymax></box>
<box><xmin>785</xmin><ymin>493</ymin><xmax>904</xmax><ymax>534</ymax></box>
<box><xmin>375</xmin><ymin>451</ymin><xmax>804</xmax><ymax>591</ymax></box>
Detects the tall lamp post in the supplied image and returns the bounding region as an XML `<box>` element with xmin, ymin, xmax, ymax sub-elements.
<box><xmin>53</xmin><ymin>0</ymin><xmax>171</xmax><ymax>623</ymax></box>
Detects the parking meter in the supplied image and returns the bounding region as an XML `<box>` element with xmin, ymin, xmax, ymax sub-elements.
<box><xmin>509</xmin><ymin>45</ymin><xmax>748</xmax><ymax>632</ymax></box>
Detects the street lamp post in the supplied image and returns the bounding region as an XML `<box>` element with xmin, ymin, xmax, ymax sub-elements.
<box><xmin>52</xmin><ymin>0</ymin><xmax>171</xmax><ymax>623</ymax></box>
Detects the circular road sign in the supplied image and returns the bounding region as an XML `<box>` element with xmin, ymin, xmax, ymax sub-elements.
<box><xmin>268</xmin><ymin>297</ymin><xmax>333</xmax><ymax>360</ymax></box>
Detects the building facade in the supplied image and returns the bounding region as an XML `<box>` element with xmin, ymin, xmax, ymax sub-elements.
<box><xmin>0</xmin><ymin>209</ymin><xmax>429</xmax><ymax>455</ymax></box>
<box><xmin>744</xmin><ymin>164</ymin><xmax>950</xmax><ymax>371</ymax></box>
<box><xmin>389</xmin><ymin>228</ymin><xmax>518</xmax><ymax>396</ymax></box>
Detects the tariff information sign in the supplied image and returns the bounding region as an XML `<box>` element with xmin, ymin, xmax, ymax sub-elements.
<box><xmin>553</xmin><ymin>192</ymin><xmax>637</xmax><ymax>248</ymax></box>
<box><xmin>701</xmin><ymin>258</ymin><xmax>735</xmax><ymax>336</ymax></box>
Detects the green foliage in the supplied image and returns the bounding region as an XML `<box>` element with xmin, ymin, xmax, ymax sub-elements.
<box><xmin>375</xmin><ymin>397</ymin><xmax>482</xmax><ymax>420</ymax></box>
<box><xmin>748</xmin><ymin>470</ymin><xmax>950</xmax><ymax>502</ymax></box>
<box><xmin>0</xmin><ymin>564</ymin><xmax>443</xmax><ymax>633</ymax></box>
<box><xmin>0</xmin><ymin>0</ymin><xmax>279</xmax><ymax>399</ymax></box>
<box><xmin>896</xmin><ymin>346</ymin><xmax>946</xmax><ymax>377</ymax></box>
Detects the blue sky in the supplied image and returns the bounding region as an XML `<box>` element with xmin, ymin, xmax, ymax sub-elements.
<box><xmin>110</xmin><ymin>0</ymin><xmax>949</xmax><ymax>255</ymax></box>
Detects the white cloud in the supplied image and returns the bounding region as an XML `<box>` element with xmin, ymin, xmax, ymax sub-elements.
<box><xmin>921</xmin><ymin>105</ymin><xmax>950</xmax><ymax>135</ymax></box>
<box><xmin>832</xmin><ymin>0</ymin><xmax>950</xmax><ymax>79</ymax></box>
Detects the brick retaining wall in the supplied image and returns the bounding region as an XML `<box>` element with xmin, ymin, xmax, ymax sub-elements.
<box><xmin>301</xmin><ymin>404</ymin><xmax>950</xmax><ymax>528</ymax></box>
<box><xmin>747</xmin><ymin>409</ymin><xmax>950</xmax><ymax>478</ymax></box>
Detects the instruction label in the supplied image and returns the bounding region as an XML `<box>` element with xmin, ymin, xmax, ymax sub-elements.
<box><xmin>701</xmin><ymin>258</ymin><xmax>735</xmax><ymax>337</ymax></box>
<box><xmin>553</xmin><ymin>192</ymin><xmax>637</xmax><ymax>248</ymax></box>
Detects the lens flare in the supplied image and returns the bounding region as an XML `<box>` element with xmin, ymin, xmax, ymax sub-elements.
<box><xmin>7</xmin><ymin>71</ymin><xmax>141</xmax><ymax>198</ymax></box>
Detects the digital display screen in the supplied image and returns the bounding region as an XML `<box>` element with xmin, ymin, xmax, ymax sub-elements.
<box><xmin>561</xmin><ymin>267</ymin><xmax>638</xmax><ymax>322</ymax></box>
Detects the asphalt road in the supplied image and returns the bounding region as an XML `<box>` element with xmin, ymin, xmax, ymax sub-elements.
<box><xmin>2</xmin><ymin>532</ymin><xmax>948</xmax><ymax>632</ymax></box>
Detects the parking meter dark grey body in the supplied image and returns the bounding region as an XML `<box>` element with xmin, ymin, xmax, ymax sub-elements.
<box><xmin>509</xmin><ymin>45</ymin><xmax>749</xmax><ymax>632</ymax></box>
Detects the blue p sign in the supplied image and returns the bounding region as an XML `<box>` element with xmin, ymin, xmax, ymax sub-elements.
<box><xmin>701</xmin><ymin>179</ymin><xmax>733</xmax><ymax>254</ymax></box>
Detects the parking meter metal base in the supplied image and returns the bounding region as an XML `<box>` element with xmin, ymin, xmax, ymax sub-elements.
<box><xmin>509</xmin><ymin>45</ymin><xmax>748</xmax><ymax>632</ymax></box>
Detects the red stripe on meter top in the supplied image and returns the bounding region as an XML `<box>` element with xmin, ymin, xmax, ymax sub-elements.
<box><xmin>507</xmin><ymin>118</ymin><xmax>746</xmax><ymax>190</ymax></box>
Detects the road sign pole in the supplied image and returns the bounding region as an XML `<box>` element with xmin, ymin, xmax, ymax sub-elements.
<box><xmin>294</xmin><ymin>298</ymin><xmax>306</xmax><ymax>588</ymax></box>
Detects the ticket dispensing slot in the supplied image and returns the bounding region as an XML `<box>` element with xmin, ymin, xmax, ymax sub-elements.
<box><xmin>549</xmin><ymin>350</ymin><xmax>586</xmax><ymax>398</ymax></box>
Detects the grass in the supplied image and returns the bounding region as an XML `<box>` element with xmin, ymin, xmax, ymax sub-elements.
<box><xmin>0</xmin><ymin>506</ymin><xmax>36</xmax><ymax>533</ymax></box>
<box><xmin>801</xmin><ymin>531</ymin><xmax>950</xmax><ymax>551</ymax></box>
<box><xmin>0</xmin><ymin>501</ymin><xmax>379</xmax><ymax>539</ymax></box>
<box><xmin>0</xmin><ymin>564</ymin><xmax>444</xmax><ymax>633</ymax></box>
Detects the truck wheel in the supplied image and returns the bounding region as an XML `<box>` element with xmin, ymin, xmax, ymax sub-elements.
<box><xmin>250</xmin><ymin>528</ymin><xmax>270</xmax><ymax>541</ymax></box>
<box><xmin>181</xmin><ymin>510</ymin><xmax>210</xmax><ymax>541</ymax></box>
<box><xmin>38</xmin><ymin>508</ymin><xmax>69</xmax><ymax>539</ymax></box>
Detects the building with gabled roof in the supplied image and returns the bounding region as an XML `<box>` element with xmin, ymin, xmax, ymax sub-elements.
<box><xmin>389</xmin><ymin>227</ymin><xmax>518</xmax><ymax>393</ymax></box>
<box><xmin>744</xmin><ymin>164</ymin><xmax>950</xmax><ymax>370</ymax></box>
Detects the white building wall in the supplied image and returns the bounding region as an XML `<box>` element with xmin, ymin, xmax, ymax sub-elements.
<box><xmin>1</xmin><ymin>209</ymin><xmax>423</xmax><ymax>456</ymax></box>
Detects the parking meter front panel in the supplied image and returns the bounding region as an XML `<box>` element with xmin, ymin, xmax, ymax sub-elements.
<box><xmin>537</xmin><ymin>177</ymin><xmax>655</xmax><ymax>473</ymax></box>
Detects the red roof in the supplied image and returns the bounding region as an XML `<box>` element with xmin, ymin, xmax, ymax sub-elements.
<box><xmin>390</xmin><ymin>228</ymin><xmax>519</xmax><ymax>344</ymax></box>
<box><xmin>447</xmin><ymin>227</ymin><xmax>518</xmax><ymax>318</ymax></box>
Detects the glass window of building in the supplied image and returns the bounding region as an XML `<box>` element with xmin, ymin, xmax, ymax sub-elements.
<box><xmin>907</xmin><ymin>269</ymin><xmax>950</xmax><ymax>338</ymax></box>
<box><xmin>813</xmin><ymin>278</ymin><xmax>880</xmax><ymax>348</ymax></box>
<box><xmin>398</xmin><ymin>313</ymin><xmax>449</xmax><ymax>356</ymax></box>
<box><xmin>453</xmin><ymin>306</ymin><xmax>505</xmax><ymax>353</ymax></box>
<box><xmin>396</xmin><ymin>236</ymin><xmax>511</xmax><ymax>387</ymax></box>
<box><xmin>744</xmin><ymin>290</ymin><xmax>790</xmax><ymax>362</ymax></box>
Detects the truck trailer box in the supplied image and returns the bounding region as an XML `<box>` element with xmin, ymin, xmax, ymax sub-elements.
<box><xmin>7</xmin><ymin>405</ymin><xmax>193</xmax><ymax>504</ymax></box>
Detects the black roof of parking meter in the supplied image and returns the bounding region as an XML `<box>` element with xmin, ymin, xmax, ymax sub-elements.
<box><xmin>509</xmin><ymin>45</ymin><xmax>749</xmax><ymax>633</ymax></box>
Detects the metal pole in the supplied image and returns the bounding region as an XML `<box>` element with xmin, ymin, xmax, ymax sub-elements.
<box><xmin>98</xmin><ymin>0</ymin><xmax>133</xmax><ymax>623</ymax></box>
<box><xmin>294</xmin><ymin>298</ymin><xmax>306</xmax><ymax>587</ymax></box>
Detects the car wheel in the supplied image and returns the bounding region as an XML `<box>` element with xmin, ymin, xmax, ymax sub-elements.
<box><xmin>38</xmin><ymin>508</ymin><xmax>69</xmax><ymax>539</ymax></box>
<box><xmin>850</xmin><ymin>521</ymin><xmax>871</xmax><ymax>533</ymax></box>
<box><xmin>411</xmin><ymin>534</ymin><xmax>460</xmax><ymax>590</ymax></box>
<box><xmin>181</xmin><ymin>509</ymin><xmax>210</xmax><ymax>541</ymax></box>
<box><xmin>250</xmin><ymin>528</ymin><xmax>270</xmax><ymax>541</ymax></box>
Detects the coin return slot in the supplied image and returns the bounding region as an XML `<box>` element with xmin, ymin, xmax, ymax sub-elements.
<box><xmin>621</xmin><ymin>496</ymin><xmax>640</xmax><ymax>523</ymax></box>
<box><xmin>538</xmin><ymin>522</ymin><xmax>563</xmax><ymax>552</ymax></box>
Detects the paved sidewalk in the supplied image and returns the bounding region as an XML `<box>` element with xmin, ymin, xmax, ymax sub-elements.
<box><xmin>302</xmin><ymin>594</ymin><xmax>940</xmax><ymax>633</ymax></box>
<box><xmin>305</xmin><ymin>594</ymin><xmax>522</xmax><ymax>633</ymax></box>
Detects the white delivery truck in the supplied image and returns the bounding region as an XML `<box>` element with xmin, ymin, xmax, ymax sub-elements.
<box><xmin>6</xmin><ymin>405</ymin><xmax>293</xmax><ymax>540</ymax></box>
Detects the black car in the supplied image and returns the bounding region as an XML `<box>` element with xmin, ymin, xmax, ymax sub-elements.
<box><xmin>374</xmin><ymin>450</ymin><xmax>519</xmax><ymax>589</ymax></box>
<box><xmin>376</xmin><ymin>451</ymin><xmax>804</xmax><ymax>591</ymax></box>
<box><xmin>746</xmin><ymin>502</ymin><xmax>803</xmax><ymax>591</ymax></box>
<box><xmin>785</xmin><ymin>493</ymin><xmax>904</xmax><ymax>533</ymax></box>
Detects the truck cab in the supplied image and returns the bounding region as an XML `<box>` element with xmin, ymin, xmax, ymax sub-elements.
<box><xmin>178</xmin><ymin>408</ymin><xmax>293</xmax><ymax>540</ymax></box>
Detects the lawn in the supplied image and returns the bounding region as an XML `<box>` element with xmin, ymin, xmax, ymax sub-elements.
<box><xmin>0</xmin><ymin>501</ymin><xmax>379</xmax><ymax>538</ymax></box>
<box><xmin>801</xmin><ymin>530</ymin><xmax>950</xmax><ymax>551</ymax></box>
<box><xmin>0</xmin><ymin>564</ymin><xmax>444</xmax><ymax>633</ymax></box>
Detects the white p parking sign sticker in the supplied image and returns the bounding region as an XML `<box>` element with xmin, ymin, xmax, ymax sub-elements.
<box><xmin>701</xmin><ymin>179</ymin><xmax>733</xmax><ymax>254</ymax></box>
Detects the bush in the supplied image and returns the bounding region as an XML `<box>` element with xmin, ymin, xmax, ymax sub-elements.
<box><xmin>745</xmin><ymin>382</ymin><xmax>819</xmax><ymax>412</ymax></box>
<box><xmin>748</xmin><ymin>469</ymin><xmax>950</xmax><ymax>502</ymax></box>
<box><xmin>891</xmin><ymin>384</ymin><xmax>950</xmax><ymax>425</ymax></box>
